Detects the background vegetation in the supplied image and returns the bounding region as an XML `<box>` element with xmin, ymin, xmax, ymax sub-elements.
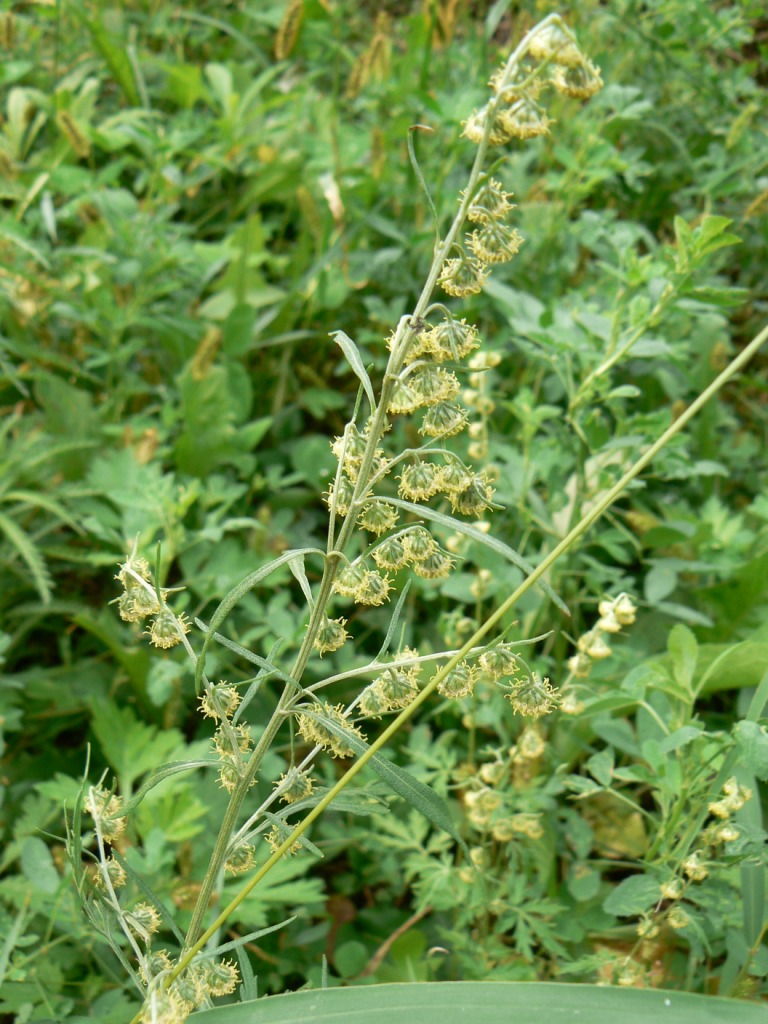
<box><xmin>0</xmin><ymin>0</ymin><xmax>767</xmax><ymax>1020</ymax></box>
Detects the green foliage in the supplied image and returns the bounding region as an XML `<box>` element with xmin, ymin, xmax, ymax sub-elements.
<box><xmin>1</xmin><ymin>0</ymin><xmax>766</xmax><ymax>1019</ymax></box>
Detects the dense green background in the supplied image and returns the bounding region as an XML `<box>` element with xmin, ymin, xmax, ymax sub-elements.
<box><xmin>0</xmin><ymin>1</ymin><xmax>766</xmax><ymax>1019</ymax></box>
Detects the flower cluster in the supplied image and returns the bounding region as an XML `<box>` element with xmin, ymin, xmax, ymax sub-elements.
<box><xmin>138</xmin><ymin>957</ymin><xmax>239</xmax><ymax>1024</ymax></box>
<box><xmin>567</xmin><ymin>593</ymin><xmax>638</xmax><ymax>682</ymax></box>
<box><xmin>85</xmin><ymin>784</ymin><xmax>127</xmax><ymax>845</ymax></box>
<box><xmin>359</xmin><ymin>651</ymin><xmax>422</xmax><ymax>716</ymax></box>
<box><xmin>633</xmin><ymin>778</ymin><xmax>754</xmax><ymax>942</ymax></box>
<box><xmin>295</xmin><ymin>701</ymin><xmax>366</xmax><ymax>759</ymax></box>
<box><xmin>450</xmin><ymin>17</ymin><xmax>601</xmax><ymax>298</ymax></box>
<box><xmin>464</xmin><ymin>18</ymin><xmax>601</xmax><ymax>149</ymax></box>
<box><xmin>115</xmin><ymin>547</ymin><xmax>190</xmax><ymax>650</ymax></box>
<box><xmin>201</xmin><ymin>680</ymin><xmax>254</xmax><ymax>795</ymax></box>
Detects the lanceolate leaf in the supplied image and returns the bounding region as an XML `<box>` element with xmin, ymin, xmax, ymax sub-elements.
<box><xmin>193</xmin><ymin>980</ymin><xmax>767</xmax><ymax>1023</ymax></box>
<box><xmin>194</xmin><ymin>548</ymin><xmax>325</xmax><ymax>689</ymax></box>
<box><xmin>329</xmin><ymin>330</ymin><xmax>376</xmax><ymax>413</ymax></box>
<box><xmin>109</xmin><ymin>849</ymin><xmax>185</xmax><ymax>945</ymax></box>
<box><xmin>205</xmin><ymin>917</ymin><xmax>297</xmax><ymax>959</ymax></box>
<box><xmin>297</xmin><ymin>707</ymin><xmax>467</xmax><ymax>854</ymax></box>
<box><xmin>386</xmin><ymin>497</ymin><xmax>569</xmax><ymax>616</ymax></box>
<box><xmin>121</xmin><ymin>759</ymin><xmax>222</xmax><ymax>814</ymax></box>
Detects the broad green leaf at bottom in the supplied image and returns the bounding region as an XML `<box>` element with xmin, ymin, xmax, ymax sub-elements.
<box><xmin>193</xmin><ymin>980</ymin><xmax>767</xmax><ymax>1023</ymax></box>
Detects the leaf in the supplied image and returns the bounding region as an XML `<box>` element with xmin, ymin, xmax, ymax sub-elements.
<box><xmin>109</xmin><ymin>848</ymin><xmax>185</xmax><ymax>945</ymax></box>
<box><xmin>194</xmin><ymin>548</ymin><xmax>325</xmax><ymax>690</ymax></box>
<box><xmin>21</xmin><ymin>837</ymin><xmax>60</xmax><ymax>895</ymax></box>
<box><xmin>207</xmin><ymin>917</ymin><xmax>297</xmax><ymax>959</ymax></box>
<box><xmin>375</xmin><ymin>580</ymin><xmax>412</xmax><ymax>662</ymax></box>
<box><xmin>287</xmin><ymin>552</ymin><xmax>314</xmax><ymax>612</ymax></box>
<box><xmin>329</xmin><ymin>330</ymin><xmax>376</xmax><ymax>413</ymax></box>
<box><xmin>644</xmin><ymin>563</ymin><xmax>677</xmax><ymax>604</ymax></box>
<box><xmin>602</xmin><ymin>874</ymin><xmax>661</xmax><ymax>916</ymax></box>
<box><xmin>685</xmin><ymin>286</ymin><xmax>749</xmax><ymax>308</ymax></box>
<box><xmin>385</xmin><ymin>497</ymin><xmax>569</xmax><ymax>616</ymax></box>
<box><xmin>192</xmin><ymin>980</ymin><xmax>768</xmax><ymax>1023</ymax></box>
<box><xmin>741</xmin><ymin>860</ymin><xmax>765</xmax><ymax>949</ymax></box>
<box><xmin>668</xmin><ymin>623</ymin><xmax>698</xmax><ymax>699</ymax></box>
<box><xmin>673</xmin><ymin>215</ymin><xmax>693</xmax><ymax>272</ymax></box>
<box><xmin>297</xmin><ymin>707</ymin><xmax>467</xmax><ymax>855</ymax></box>
<box><xmin>121</xmin><ymin>759</ymin><xmax>222</xmax><ymax>814</ymax></box>
<box><xmin>733</xmin><ymin>721</ymin><xmax>768</xmax><ymax>781</ymax></box>
<box><xmin>0</xmin><ymin>510</ymin><xmax>52</xmax><ymax>603</ymax></box>
<box><xmin>69</xmin><ymin>0</ymin><xmax>140</xmax><ymax>106</ymax></box>
<box><xmin>196</xmin><ymin>626</ymin><xmax>301</xmax><ymax>693</ymax></box>
<box><xmin>89</xmin><ymin>699</ymin><xmax>186</xmax><ymax>793</ymax></box>
<box><xmin>657</xmin><ymin>725</ymin><xmax>702</xmax><ymax>755</ymax></box>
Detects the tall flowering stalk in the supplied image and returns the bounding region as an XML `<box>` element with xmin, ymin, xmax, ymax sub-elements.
<box><xmin>73</xmin><ymin>15</ymin><xmax>610</xmax><ymax>1022</ymax></box>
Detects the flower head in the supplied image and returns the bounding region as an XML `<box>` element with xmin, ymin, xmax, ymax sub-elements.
<box><xmin>437</xmin><ymin>256</ymin><xmax>488</xmax><ymax>297</ymax></box>
<box><xmin>437</xmin><ymin>662</ymin><xmax>476</xmax><ymax>699</ymax></box>
<box><xmin>504</xmin><ymin>672</ymin><xmax>559</xmax><ymax>718</ymax></box>
<box><xmin>313</xmin><ymin>616</ymin><xmax>349</xmax><ymax>656</ymax></box>
<box><xmin>147</xmin><ymin>608</ymin><xmax>190</xmax><ymax>649</ymax></box>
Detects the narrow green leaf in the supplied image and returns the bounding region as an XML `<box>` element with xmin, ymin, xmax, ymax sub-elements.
<box><xmin>0</xmin><ymin>509</ymin><xmax>53</xmax><ymax>603</ymax></box>
<box><xmin>746</xmin><ymin>667</ymin><xmax>768</xmax><ymax>722</ymax></box>
<box><xmin>298</xmin><ymin>707</ymin><xmax>467</xmax><ymax>854</ymax></box>
<box><xmin>386</xmin><ymin>497</ymin><xmax>569</xmax><ymax>616</ymax></box>
<box><xmin>196</xmin><ymin>626</ymin><xmax>301</xmax><ymax>693</ymax></box>
<box><xmin>121</xmin><ymin>759</ymin><xmax>222</xmax><ymax>814</ymax></box>
<box><xmin>194</xmin><ymin>548</ymin><xmax>324</xmax><ymax>690</ymax></box>
<box><xmin>287</xmin><ymin>553</ymin><xmax>314</xmax><ymax>612</ymax></box>
<box><xmin>329</xmin><ymin>330</ymin><xmax>376</xmax><ymax>413</ymax></box>
<box><xmin>234</xmin><ymin>638</ymin><xmax>287</xmax><ymax>724</ymax></box>
<box><xmin>236</xmin><ymin>943</ymin><xmax>258</xmax><ymax>1002</ymax></box>
<box><xmin>3</xmin><ymin>489</ymin><xmax>82</xmax><ymax>534</ymax></box>
<box><xmin>68</xmin><ymin>1</ymin><xmax>140</xmax><ymax>105</ymax></box>
<box><xmin>193</xmin><ymin>980</ymin><xmax>768</xmax><ymax>1023</ymax></box>
<box><xmin>110</xmin><ymin>848</ymin><xmax>185</xmax><ymax>945</ymax></box>
<box><xmin>668</xmin><ymin>623</ymin><xmax>698</xmax><ymax>697</ymax></box>
<box><xmin>283</xmin><ymin>786</ymin><xmax>388</xmax><ymax>818</ymax></box>
<box><xmin>207</xmin><ymin>917</ymin><xmax>296</xmax><ymax>959</ymax></box>
<box><xmin>375</xmin><ymin>580</ymin><xmax>412</xmax><ymax>662</ymax></box>
<box><xmin>741</xmin><ymin>861</ymin><xmax>765</xmax><ymax>948</ymax></box>
<box><xmin>673</xmin><ymin>215</ymin><xmax>692</xmax><ymax>272</ymax></box>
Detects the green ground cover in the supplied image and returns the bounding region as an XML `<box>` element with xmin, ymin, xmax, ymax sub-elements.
<box><xmin>0</xmin><ymin>1</ymin><xmax>767</xmax><ymax>1020</ymax></box>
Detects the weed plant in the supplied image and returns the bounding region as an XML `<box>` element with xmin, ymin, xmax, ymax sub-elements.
<box><xmin>1</xmin><ymin>2</ymin><xmax>767</xmax><ymax>1021</ymax></box>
